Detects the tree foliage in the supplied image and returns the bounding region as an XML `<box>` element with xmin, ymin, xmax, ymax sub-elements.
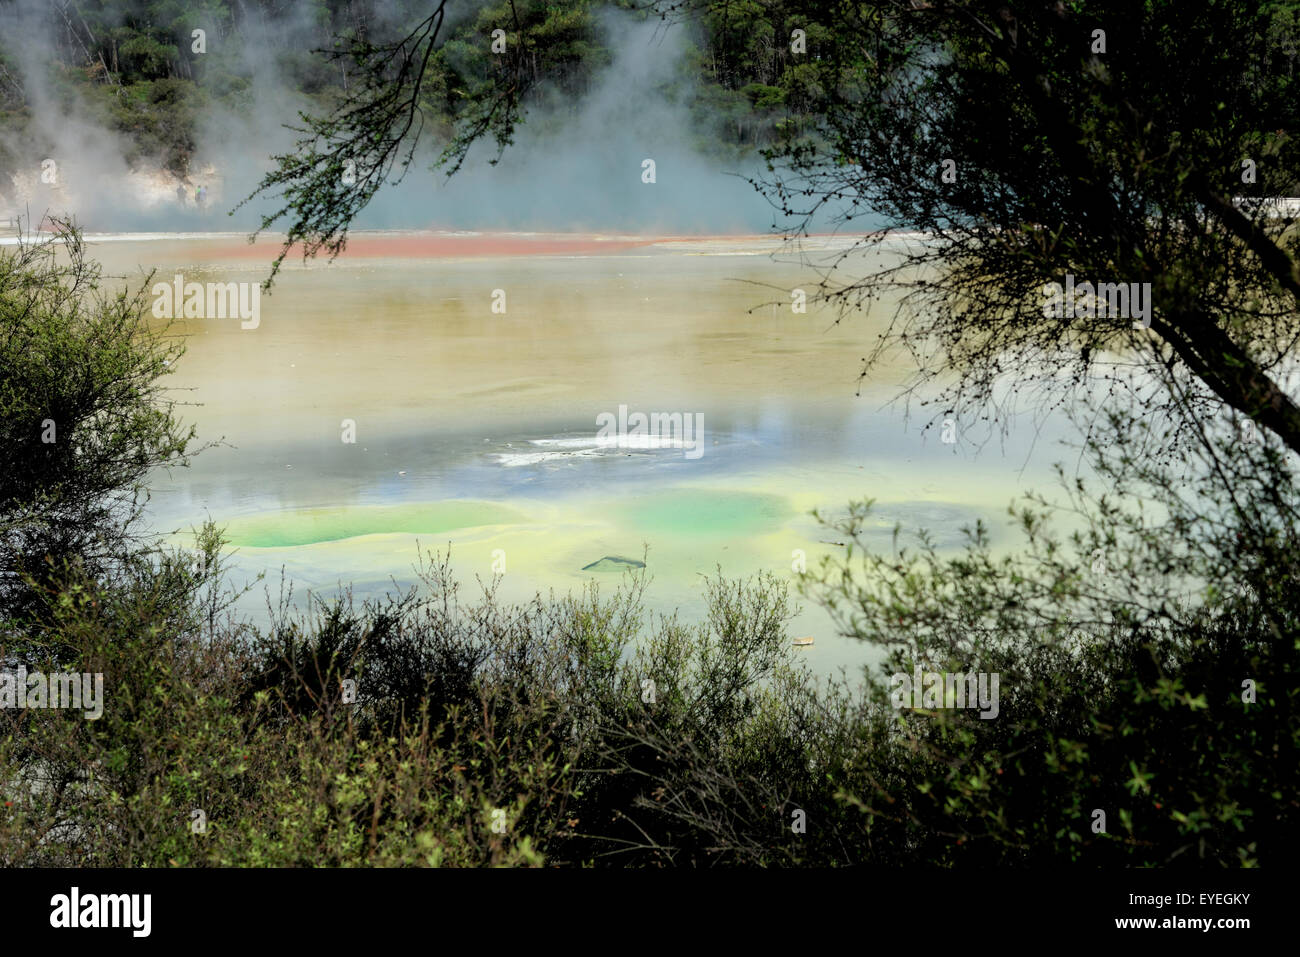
<box><xmin>0</xmin><ymin>222</ymin><xmax>195</xmax><ymax>635</ymax></box>
<box><xmin>651</xmin><ymin>0</ymin><xmax>1300</xmax><ymax>463</ymax></box>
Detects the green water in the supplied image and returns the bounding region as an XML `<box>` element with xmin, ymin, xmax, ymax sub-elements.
<box><xmin>618</xmin><ymin>490</ymin><xmax>792</xmax><ymax>537</ymax></box>
<box><xmin>221</xmin><ymin>501</ymin><xmax>528</xmax><ymax>548</ymax></box>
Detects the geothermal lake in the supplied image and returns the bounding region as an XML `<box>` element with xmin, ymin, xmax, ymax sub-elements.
<box><xmin>84</xmin><ymin>231</ymin><xmax>1065</xmax><ymax>675</ymax></box>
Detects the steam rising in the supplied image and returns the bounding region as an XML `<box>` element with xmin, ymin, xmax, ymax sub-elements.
<box><xmin>0</xmin><ymin>2</ymin><xmax>800</xmax><ymax>235</ymax></box>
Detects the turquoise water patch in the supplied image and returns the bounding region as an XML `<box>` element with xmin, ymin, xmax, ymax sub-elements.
<box><xmin>616</xmin><ymin>489</ymin><xmax>791</xmax><ymax>537</ymax></box>
<box><xmin>220</xmin><ymin>501</ymin><xmax>527</xmax><ymax>547</ymax></box>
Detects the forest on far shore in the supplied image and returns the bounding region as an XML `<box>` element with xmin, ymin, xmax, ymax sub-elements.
<box><xmin>0</xmin><ymin>0</ymin><xmax>839</xmax><ymax>181</ymax></box>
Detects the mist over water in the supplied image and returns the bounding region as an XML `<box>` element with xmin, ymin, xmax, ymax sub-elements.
<box><xmin>0</xmin><ymin>3</ymin><xmax>845</xmax><ymax>234</ymax></box>
<box><xmin>396</xmin><ymin>14</ymin><xmax>795</xmax><ymax>234</ymax></box>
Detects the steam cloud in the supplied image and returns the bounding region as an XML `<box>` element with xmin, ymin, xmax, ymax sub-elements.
<box><xmin>0</xmin><ymin>1</ymin><xmax>812</xmax><ymax>235</ymax></box>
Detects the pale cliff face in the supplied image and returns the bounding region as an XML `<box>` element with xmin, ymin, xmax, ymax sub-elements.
<box><xmin>1</xmin><ymin>163</ymin><xmax>223</xmax><ymax>228</ymax></box>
